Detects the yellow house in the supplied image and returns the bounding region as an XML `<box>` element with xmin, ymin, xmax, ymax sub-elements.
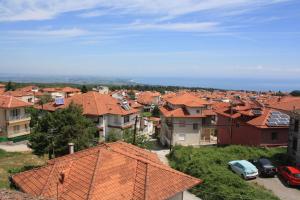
<box><xmin>0</xmin><ymin>95</ymin><xmax>31</xmax><ymax>139</ymax></box>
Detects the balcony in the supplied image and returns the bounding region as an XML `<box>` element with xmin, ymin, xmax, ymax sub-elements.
<box><xmin>7</xmin><ymin>114</ymin><xmax>31</xmax><ymax>124</ymax></box>
<box><xmin>7</xmin><ymin>128</ymin><xmax>30</xmax><ymax>138</ymax></box>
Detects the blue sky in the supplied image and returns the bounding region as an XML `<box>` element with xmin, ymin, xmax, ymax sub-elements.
<box><xmin>0</xmin><ymin>0</ymin><xmax>300</xmax><ymax>79</ymax></box>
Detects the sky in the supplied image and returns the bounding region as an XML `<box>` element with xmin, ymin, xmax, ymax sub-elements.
<box><xmin>0</xmin><ymin>0</ymin><xmax>300</xmax><ymax>79</ymax></box>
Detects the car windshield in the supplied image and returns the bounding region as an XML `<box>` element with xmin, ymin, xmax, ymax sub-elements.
<box><xmin>294</xmin><ymin>174</ymin><xmax>300</xmax><ymax>178</ymax></box>
<box><xmin>260</xmin><ymin>159</ymin><xmax>272</xmax><ymax>167</ymax></box>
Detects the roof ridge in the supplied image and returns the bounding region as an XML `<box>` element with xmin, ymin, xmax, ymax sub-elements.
<box><xmin>87</xmin><ymin>149</ymin><xmax>102</xmax><ymax>200</ymax></box>
<box><xmin>107</xmin><ymin>145</ymin><xmax>201</xmax><ymax>182</ymax></box>
<box><xmin>39</xmin><ymin>163</ymin><xmax>56</xmax><ymax>196</ymax></box>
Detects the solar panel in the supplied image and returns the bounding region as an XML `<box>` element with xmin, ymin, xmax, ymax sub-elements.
<box><xmin>252</xmin><ymin>110</ymin><xmax>262</xmax><ymax>115</ymax></box>
<box><xmin>267</xmin><ymin>110</ymin><xmax>290</xmax><ymax>127</ymax></box>
<box><xmin>55</xmin><ymin>98</ymin><xmax>64</xmax><ymax>105</ymax></box>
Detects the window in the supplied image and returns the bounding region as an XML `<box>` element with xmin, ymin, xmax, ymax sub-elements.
<box><xmin>292</xmin><ymin>137</ymin><xmax>298</xmax><ymax>152</ymax></box>
<box><xmin>124</xmin><ymin>115</ymin><xmax>130</xmax><ymax>123</ymax></box>
<box><xmin>236</xmin><ymin>123</ymin><xmax>240</xmax><ymax>128</ymax></box>
<box><xmin>196</xmin><ymin>110</ymin><xmax>200</xmax><ymax>114</ymax></box>
<box><xmin>114</xmin><ymin>115</ymin><xmax>118</xmax><ymax>123</ymax></box>
<box><xmin>13</xmin><ymin>125</ymin><xmax>20</xmax><ymax>132</ymax></box>
<box><xmin>10</xmin><ymin>109</ymin><xmax>20</xmax><ymax>117</ymax></box>
<box><xmin>271</xmin><ymin>132</ymin><xmax>278</xmax><ymax>141</ymax></box>
<box><xmin>179</xmin><ymin>121</ymin><xmax>186</xmax><ymax>127</ymax></box>
<box><xmin>294</xmin><ymin>119</ymin><xmax>299</xmax><ymax>132</ymax></box>
<box><xmin>193</xmin><ymin>123</ymin><xmax>198</xmax><ymax>130</ymax></box>
<box><xmin>178</xmin><ymin>134</ymin><xmax>185</xmax><ymax>141</ymax></box>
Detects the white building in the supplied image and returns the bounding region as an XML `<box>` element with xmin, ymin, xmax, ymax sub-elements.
<box><xmin>159</xmin><ymin>93</ymin><xmax>215</xmax><ymax>146</ymax></box>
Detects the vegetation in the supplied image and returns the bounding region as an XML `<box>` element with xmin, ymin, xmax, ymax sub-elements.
<box><xmin>127</xmin><ymin>90</ymin><xmax>136</xmax><ymax>100</ymax></box>
<box><xmin>81</xmin><ymin>85</ymin><xmax>88</xmax><ymax>93</ymax></box>
<box><xmin>151</xmin><ymin>105</ymin><xmax>160</xmax><ymax>117</ymax></box>
<box><xmin>5</xmin><ymin>81</ymin><xmax>15</xmax><ymax>91</ymax></box>
<box><xmin>142</xmin><ymin>112</ymin><xmax>152</xmax><ymax>117</ymax></box>
<box><xmin>0</xmin><ymin>149</ymin><xmax>46</xmax><ymax>188</ymax></box>
<box><xmin>168</xmin><ymin>145</ymin><xmax>287</xmax><ymax>200</ymax></box>
<box><xmin>107</xmin><ymin>129</ymin><xmax>153</xmax><ymax>149</ymax></box>
<box><xmin>28</xmin><ymin>103</ymin><xmax>97</xmax><ymax>159</ymax></box>
<box><xmin>290</xmin><ymin>90</ymin><xmax>300</xmax><ymax>97</ymax></box>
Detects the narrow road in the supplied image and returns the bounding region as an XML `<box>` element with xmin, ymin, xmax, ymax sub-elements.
<box><xmin>0</xmin><ymin>141</ymin><xmax>31</xmax><ymax>152</ymax></box>
<box><xmin>151</xmin><ymin>148</ymin><xmax>201</xmax><ymax>200</ymax></box>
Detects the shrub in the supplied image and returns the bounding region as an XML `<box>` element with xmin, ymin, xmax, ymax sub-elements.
<box><xmin>168</xmin><ymin>145</ymin><xmax>286</xmax><ymax>200</ymax></box>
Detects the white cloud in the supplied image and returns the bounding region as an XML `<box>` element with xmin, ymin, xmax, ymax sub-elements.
<box><xmin>0</xmin><ymin>0</ymin><xmax>291</xmax><ymax>22</ymax></box>
<box><xmin>127</xmin><ymin>22</ymin><xmax>219</xmax><ymax>32</ymax></box>
<box><xmin>6</xmin><ymin>28</ymin><xmax>89</xmax><ymax>38</ymax></box>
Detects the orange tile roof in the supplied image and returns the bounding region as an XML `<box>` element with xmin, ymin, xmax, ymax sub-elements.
<box><xmin>12</xmin><ymin>142</ymin><xmax>201</xmax><ymax>200</ymax></box>
<box><xmin>39</xmin><ymin>92</ymin><xmax>139</xmax><ymax>116</ymax></box>
<box><xmin>137</xmin><ymin>92</ymin><xmax>160</xmax><ymax>105</ymax></box>
<box><xmin>166</xmin><ymin>93</ymin><xmax>210</xmax><ymax>107</ymax></box>
<box><xmin>4</xmin><ymin>90</ymin><xmax>33</xmax><ymax>97</ymax></box>
<box><xmin>269</xmin><ymin>98</ymin><xmax>300</xmax><ymax>112</ymax></box>
<box><xmin>0</xmin><ymin>95</ymin><xmax>32</xmax><ymax>108</ymax></box>
<box><xmin>61</xmin><ymin>87</ymin><xmax>80</xmax><ymax>93</ymax></box>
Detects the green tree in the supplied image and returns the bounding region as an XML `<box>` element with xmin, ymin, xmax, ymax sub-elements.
<box><xmin>38</xmin><ymin>94</ymin><xmax>52</xmax><ymax>110</ymax></box>
<box><xmin>81</xmin><ymin>85</ymin><xmax>88</xmax><ymax>93</ymax></box>
<box><xmin>151</xmin><ymin>105</ymin><xmax>160</xmax><ymax>117</ymax></box>
<box><xmin>106</xmin><ymin>128</ymin><xmax>152</xmax><ymax>149</ymax></box>
<box><xmin>290</xmin><ymin>90</ymin><xmax>300</xmax><ymax>97</ymax></box>
<box><xmin>28</xmin><ymin>103</ymin><xmax>97</xmax><ymax>159</ymax></box>
<box><xmin>5</xmin><ymin>81</ymin><xmax>15</xmax><ymax>91</ymax></box>
<box><xmin>127</xmin><ymin>90</ymin><xmax>135</xmax><ymax>100</ymax></box>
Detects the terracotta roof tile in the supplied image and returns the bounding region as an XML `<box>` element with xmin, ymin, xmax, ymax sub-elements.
<box><xmin>0</xmin><ymin>95</ymin><xmax>32</xmax><ymax>108</ymax></box>
<box><xmin>39</xmin><ymin>92</ymin><xmax>138</xmax><ymax>116</ymax></box>
<box><xmin>12</xmin><ymin>142</ymin><xmax>201</xmax><ymax>200</ymax></box>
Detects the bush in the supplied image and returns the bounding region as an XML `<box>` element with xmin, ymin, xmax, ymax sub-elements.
<box><xmin>168</xmin><ymin>145</ymin><xmax>286</xmax><ymax>200</ymax></box>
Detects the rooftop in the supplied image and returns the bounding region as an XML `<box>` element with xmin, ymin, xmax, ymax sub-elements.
<box><xmin>12</xmin><ymin>141</ymin><xmax>201</xmax><ymax>200</ymax></box>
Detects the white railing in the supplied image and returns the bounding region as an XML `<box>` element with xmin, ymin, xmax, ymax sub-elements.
<box><xmin>8</xmin><ymin>114</ymin><xmax>30</xmax><ymax>121</ymax></box>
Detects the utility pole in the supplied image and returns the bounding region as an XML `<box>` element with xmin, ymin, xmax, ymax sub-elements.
<box><xmin>230</xmin><ymin>103</ymin><xmax>233</xmax><ymax>143</ymax></box>
<box><xmin>133</xmin><ymin>115</ymin><xmax>138</xmax><ymax>145</ymax></box>
<box><xmin>169</xmin><ymin>115</ymin><xmax>174</xmax><ymax>151</ymax></box>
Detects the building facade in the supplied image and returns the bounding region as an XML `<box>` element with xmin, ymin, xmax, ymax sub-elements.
<box><xmin>159</xmin><ymin>93</ymin><xmax>215</xmax><ymax>146</ymax></box>
<box><xmin>0</xmin><ymin>95</ymin><xmax>31</xmax><ymax>139</ymax></box>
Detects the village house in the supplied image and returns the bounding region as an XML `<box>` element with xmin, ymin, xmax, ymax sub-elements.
<box><xmin>268</xmin><ymin>98</ymin><xmax>300</xmax><ymax>166</ymax></box>
<box><xmin>39</xmin><ymin>91</ymin><xmax>139</xmax><ymax>139</ymax></box>
<box><xmin>41</xmin><ymin>87</ymin><xmax>80</xmax><ymax>99</ymax></box>
<box><xmin>0</xmin><ymin>95</ymin><xmax>31</xmax><ymax>139</ymax></box>
<box><xmin>0</xmin><ymin>83</ymin><xmax>5</xmax><ymax>95</ymax></box>
<box><xmin>159</xmin><ymin>93</ymin><xmax>215</xmax><ymax>146</ymax></box>
<box><xmin>4</xmin><ymin>90</ymin><xmax>35</xmax><ymax>103</ymax></box>
<box><xmin>216</xmin><ymin>101</ymin><xmax>289</xmax><ymax>147</ymax></box>
<box><xmin>12</xmin><ymin>141</ymin><xmax>201</xmax><ymax>200</ymax></box>
<box><xmin>137</xmin><ymin>91</ymin><xmax>161</xmax><ymax>111</ymax></box>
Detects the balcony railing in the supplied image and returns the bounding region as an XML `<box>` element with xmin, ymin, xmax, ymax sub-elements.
<box><xmin>7</xmin><ymin>114</ymin><xmax>31</xmax><ymax>121</ymax></box>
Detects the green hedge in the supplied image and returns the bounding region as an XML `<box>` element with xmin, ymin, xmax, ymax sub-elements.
<box><xmin>168</xmin><ymin>145</ymin><xmax>287</xmax><ymax>200</ymax></box>
<box><xmin>8</xmin><ymin>135</ymin><xmax>29</xmax><ymax>143</ymax></box>
<box><xmin>0</xmin><ymin>137</ymin><xmax>9</xmax><ymax>142</ymax></box>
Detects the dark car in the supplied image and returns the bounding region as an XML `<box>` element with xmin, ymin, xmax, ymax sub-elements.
<box><xmin>249</xmin><ymin>158</ymin><xmax>277</xmax><ymax>177</ymax></box>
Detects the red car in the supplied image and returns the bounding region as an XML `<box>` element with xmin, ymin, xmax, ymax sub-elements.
<box><xmin>278</xmin><ymin>166</ymin><xmax>300</xmax><ymax>187</ymax></box>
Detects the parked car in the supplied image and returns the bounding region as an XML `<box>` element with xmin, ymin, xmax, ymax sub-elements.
<box><xmin>277</xmin><ymin>166</ymin><xmax>300</xmax><ymax>187</ymax></box>
<box><xmin>249</xmin><ymin>158</ymin><xmax>277</xmax><ymax>177</ymax></box>
<box><xmin>228</xmin><ymin>160</ymin><xmax>258</xmax><ymax>180</ymax></box>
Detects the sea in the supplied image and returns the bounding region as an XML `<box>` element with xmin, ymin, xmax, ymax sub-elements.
<box><xmin>0</xmin><ymin>74</ymin><xmax>299</xmax><ymax>92</ymax></box>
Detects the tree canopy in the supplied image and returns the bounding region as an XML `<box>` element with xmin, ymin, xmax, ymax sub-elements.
<box><xmin>5</xmin><ymin>81</ymin><xmax>15</xmax><ymax>91</ymax></box>
<box><xmin>81</xmin><ymin>85</ymin><xmax>88</xmax><ymax>93</ymax></box>
<box><xmin>290</xmin><ymin>90</ymin><xmax>300</xmax><ymax>97</ymax></box>
<box><xmin>28</xmin><ymin>103</ymin><xmax>97</xmax><ymax>158</ymax></box>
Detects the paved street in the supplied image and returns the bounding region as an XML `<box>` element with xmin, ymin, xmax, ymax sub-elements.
<box><xmin>151</xmin><ymin>147</ymin><xmax>201</xmax><ymax>200</ymax></box>
<box><xmin>0</xmin><ymin>141</ymin><xmax>31</xmax><ymax>152</ymax></box>
<box><xmin>250</xmin><ymin>176</ymin><xmax>300</xmax><ymax>200</ymax></box>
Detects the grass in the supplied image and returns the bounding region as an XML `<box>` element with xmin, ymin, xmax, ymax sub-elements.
<box><xmin>168</xmin><ymin>145</ymin><xmax>288</xmax><ymax>200</ymax></box>
<box><xmin>0</xmin><ymin>149</ymin><xmax>46</xmax><ymax>188</ymax></box>
<box><xmin>142</xmin><ymin>112</ymin><xmax>152</xmax><ymax>117</ymax></box>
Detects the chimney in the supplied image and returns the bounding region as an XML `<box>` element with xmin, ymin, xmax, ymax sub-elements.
<box><xmin>68</xmin><ymin>143</ymin><xmax>74</xmax><ymax>154</ymax></box>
